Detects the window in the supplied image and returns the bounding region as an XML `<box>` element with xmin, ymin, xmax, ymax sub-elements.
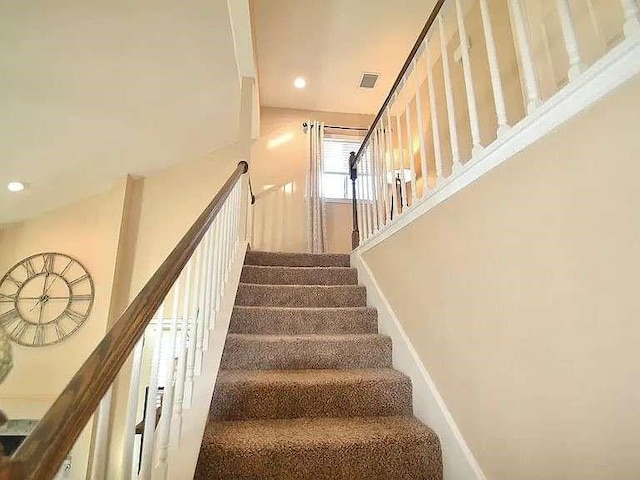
<box><xmin>322</xmin><ymin>137</ymin><xmax>371</xmax><ymax>201</ymax></box>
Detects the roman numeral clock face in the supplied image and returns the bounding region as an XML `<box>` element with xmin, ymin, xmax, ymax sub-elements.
<box><xmin>0</xmin><ymin>253</ymin><xmax>94</xmax><ymax>347</ymax></box>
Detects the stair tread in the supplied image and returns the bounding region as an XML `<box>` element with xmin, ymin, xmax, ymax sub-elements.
<box><xmin>233</xmin><ymin>305</ymin><xmax>375</xmax><ymax>312</ymax></box>
<box><xmin>227</xmin><ymin>333</ymin><xmax>388</xmax><ymax>341</ymax></box>
<box><xmin>242</xmin><ymin>265</ymin><xmax>356</xmax><ymax>271</ymax></box>
<box><xmin>236</xmin><ymin>283</ymin><xmax>367</xmax><ymax>308</ymax></box>
<box><xmin>245</xmin><ymin>251</ymin><xmax>351</xmax><ymax>267</ymax></box>
<box><xmin>221</xmin><ymin>333</ymin><xmax>392</xmax><ymax>370</ymax></box>
<box><xmin>238</xmin><ymin>283</ymin><xmax>363</xmax><ymax>288</ymax></box>
<box><xmin>202</xmin><ymin>416</ymin><xmax>438</xmax><ymax>449</ymax></box>
<box><xmin>217</xmin><ymin>368</ymin><xmax>409</xmax><ymax>385</ymax></box>
<box><xmin>241</xmin><ymin>265</ymin><xmax>358</xmax><ymax>285</ymax></box>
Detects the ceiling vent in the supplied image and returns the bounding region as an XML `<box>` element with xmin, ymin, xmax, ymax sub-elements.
<box><xmin>359</xmin><ymin>72</ymin><xmax>379</xmax><ymax>89</ymax></box>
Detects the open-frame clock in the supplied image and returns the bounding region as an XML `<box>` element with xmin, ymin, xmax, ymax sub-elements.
<box><xmin>0</xmin><ymin>253</ymin><xmax>94</xmax><ymax>347</ymax></box>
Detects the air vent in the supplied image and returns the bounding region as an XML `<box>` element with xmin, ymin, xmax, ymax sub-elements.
<box><xmin>359</xmin><ymin>72</ymin><xmax>379</xmax><ymax>89</ymax></box>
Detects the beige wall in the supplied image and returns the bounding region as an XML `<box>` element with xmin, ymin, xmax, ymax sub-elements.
<box><xmin>363</xmin><ymin>76</ymin><xmax>640</xmax><ymax>479</ymax></box>
<box><xmin>0</xmin><ymin>145</ymin><xmax>243</xmax><ymax>477</ymax></box>
<box><xmin>250</xmin><ymin>107</ymin><xmax>372</xmax><ymax>253</ymax></box>
<box><xmin>0</xmin><ymin>179</ymin><xmax>128</xmax><ymax>480</ymax></box>
<box><xmin>126</xmin><ymin>146</ymin><xmax>240</xmax><ymax>299</ymax></box>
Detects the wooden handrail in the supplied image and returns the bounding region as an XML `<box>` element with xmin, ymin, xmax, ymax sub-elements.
<box><xmin>2</xmin><ymin>161</ymin><xmax>250</xmax><ymax>480</ymax></box>
<box><xmin>354</xmin><ymin>0</ymin><xmax>446</xmax><ymax>163</ymax></box>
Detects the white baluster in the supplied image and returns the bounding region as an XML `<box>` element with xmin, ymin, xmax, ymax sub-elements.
<box><xmin>354</xmin><ymin>160</ymin><xmax>362</xmax><ymax>240</ymax></box>
<box><xmin>369</xmin><ymin>136</ymin><xmax>380</xmax><ymax>232</ymax></box>
<box><xmin>478</xmin><ymin>0</ymin><xmax>511</xmax><ymax>137</ymax></box>
<box><xmin>224</xmin><ymin>197</ymin><xmax>233</xmax><ymax>277</ymax></box>
<box><xmin>200</xmin><ymin>229</ymin><xmax>212</xmax><ymax>352</ymax></box>
<box><xmin>455</xmin><ymin>0</ymin><xmax>484</xmax><ymax>157</ymax></box>
<box><xmin>621</xmin><ymin>0</ymin><xmax>640</xmax><ymax>38</ymax></box>
<box><xmin>171</xmin><ymin>258</ymin><xmax>193</xmax><ymax>443</ymax></box>
<box><xmin>214</xmin><ymin>213</ymin><xmax>225</xmax><ymax>314</ymax></box>
<box><xmin>394</xmin><ymin>111</ymin><xmax>410</xmax><ymax>211</ymax></box>
<box><xmin>508</xmin><ymin>0</ymin><xmax>541</xmax><ymax>113</ymax></box>
<box><xmin>121</xmin><ymin>338</ymin><xmax>145</xmax><ymax>479</ymax></box>
<box><xmin>247</xmin><ymin>182</ymin><xmax>254</xmax><ymax>246</ymax></box>
<box><xmin>365</xmin><ymin>144</ymin><xmax>375</xmax><ymax>235</ymax></box>
<box><xmin>438</xmin><ymin>14</ymin><xmax>463</xmax><ymax>172</ymax></box>
<box><xmin>208</xmin><ymin>214</ymin><xmax>219</xmax><ymax>324</ymax></box>
<box><xmin>184</xmin><ymin>247</ymin><xmax>201</xmax><ymax>409</ymax></box>
<box><xmin>371</xmin><ymin>130</ymin><xmax>380</xmax><ymax>229</ymax></box>
<box><xmin>223</xmin><ymin>195</ymin><xmax>233</xmax><ymax>277</ymax></box>
<box><xmin>376</xmin><ymin>127</ymin><xmax>390</xmax><ymax>226</ymax></box>
<box><xmin>375</xmin><ymin>134</ymin><xmax>384</xmax><ymax>228</ymax></box>
<box><xmin>193</xmin><ymin>236</ymin><xmax>207</xmax><ymax>376</ymax></box>
<box><xmin>208</xmin><ymin>218</ymin><xmax>220</xmax><ymax>329</ymax></box>
<box><xmin>385</xmin><ymin>108</ymin><xmax>401</xmax><ymax>219</ymax></box>
<box><xmin>154</xmin><ymin>276</ymin><xmax>181</xmax><ymax>480</ymax></box>
<box><xmin>236</xmin><ymin>184</ymin><xmax>243</xmax><ymax>255</ymax></box>
<box><xmin>413</xmin><ymin>56</ymin><xmax>429</xmax><ymax>196</ymax></box>
<box><xmin>404</xmin><ymin>98</ymin><xmax>418</xmax><ymax>205</ymax></box>
<box><xmin>357</xmin><ymin>161</ymin><xmax>367</xmax><ymax>240</ymax></box>
<box><xmin>138</xmin><ymin>302</ymin><xmax>165</xmax><ymax>480</ymax></box>
<box><xmin>426</xmin><ymin>42</ymin><xmax>445</xmax><ymax>184</ymax></box>
<box><xmin>358</xmin><ymin>160</ymin><xmax>367</xmax><ymax>240</ymax></box>
<box><xmin>556</xmin><ymin>0</ymin><xmax>586</xmax><ymax>81</ymax></box>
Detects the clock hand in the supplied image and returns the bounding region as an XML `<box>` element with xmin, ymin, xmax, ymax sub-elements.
<box><xmin>38</xmin><ymin>294</ymin><xmax>44</xmax><ymax>325</ymax></box>
<box><xmin>41</xmin><ymin>260</ymin><xmax>73</xmax><ymax>298</ymax></box>
<box><xmin>29</xmin><ymin>272</ymin><xmax>50</xmax><ymax>313</ymax></box>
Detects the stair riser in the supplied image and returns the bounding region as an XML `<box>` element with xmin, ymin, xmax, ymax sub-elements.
<box><xmin>210</xmin><ymin>378</ymin><xmax>412</xmax><ymax>420</ymax></box>
<box><xmin>229</xmin><ymin>307</ymin><xmax>378</xmax><ymax>334</ymax></box>
<box><xmin>195</xmin><ymin>435</ymin><xmax>442</xmax><ymax>480</ymax></box>
<box><xmin>235</xmin><ymin>285</ymin><xmax>367</xmax><ymax>307</ymax></box>
<box><xmin>245</xmin><ymin>251</ymin><xmax>350</xmax><ymax>267</ymax></box>
<box><xmin>220</xmin><ymin>337</ymin><xmax>392</xmax><ymax>370</ymax></box>
<box><xmin>240</xmin><ymin>266</ymin><xmax>358</xmax><ymax>285</ymax></box>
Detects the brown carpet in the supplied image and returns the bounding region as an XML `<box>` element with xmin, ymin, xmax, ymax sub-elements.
<box><xmin>195</xmin><ymin>251</ymin><xmax>443</xmax><ymax>479</ymax></box>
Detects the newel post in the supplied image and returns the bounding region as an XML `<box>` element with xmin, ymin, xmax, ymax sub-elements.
<box><xmin>349</xmin><ymin>152</ymin><xmax>360</xmax><ymax>250</ymax></box>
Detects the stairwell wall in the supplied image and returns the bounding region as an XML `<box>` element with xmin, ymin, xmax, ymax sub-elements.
<box><xmin>0</xmin><ymin>178</ymin><xmax>130</xmax><ymax>480</ymax></box>
<box><xmin>361</xmin><ymin>75</ymin><xmax>640</xmax><ymax>479</ymax></box>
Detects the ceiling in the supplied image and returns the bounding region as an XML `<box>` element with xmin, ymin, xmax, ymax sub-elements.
<box><xmin>251</xmin><ymin>0</ymin><xmax>438</xmax><ymax>115</ymax></box>
<box><xmin>0</xmin><ymin>0</ymin><xmax>242</xmax><ymax>224</ymax></box>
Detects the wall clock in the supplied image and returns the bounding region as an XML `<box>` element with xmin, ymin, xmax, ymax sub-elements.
<box><xmin>0</xmin><ymin>253</ymin><xmax>94</xmax><ymax>347</ymax></box>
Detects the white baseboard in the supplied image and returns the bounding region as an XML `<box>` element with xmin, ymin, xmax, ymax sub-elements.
<box><xmin>166</xmin><ymin>240</ymin><xmax>248</xmax><ymax>480</ymax></box>
<box><xmin>351</xmin><ymin>251</ymin><xmax>486</xmax><ymax>480</ymax></box>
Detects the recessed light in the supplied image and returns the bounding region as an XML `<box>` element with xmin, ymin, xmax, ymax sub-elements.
<box><xmin>294</xmin><ymin>77</ymin><xmax>306</xmax><ymax>89</ymax></box>
<box><xmin>7</xmin><ymin>181</ymin><xmax>25</xmax><ymax>192</ymax></box>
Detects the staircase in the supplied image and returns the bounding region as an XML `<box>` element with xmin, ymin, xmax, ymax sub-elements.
<box><xmin>195</xmin><ymin>251</ymin><xmax>443</xmax><ymax>479</ymax></box>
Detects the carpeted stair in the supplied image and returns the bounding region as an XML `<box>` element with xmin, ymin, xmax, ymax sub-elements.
<box><xmin>195</xmin><ymin>250</ymin><xmax>443</xmax><ymax>479</ymax></box>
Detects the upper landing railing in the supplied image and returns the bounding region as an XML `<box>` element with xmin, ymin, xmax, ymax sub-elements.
<box><xmin>349</xmin><ymin>0</ymin><xmax>640</xmax><ymax>249</ymax></box>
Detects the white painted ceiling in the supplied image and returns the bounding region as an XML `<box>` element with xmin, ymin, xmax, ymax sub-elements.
<box><xmin>251</xmin><ymin>0</ymin><xmax>438</xmax><ymax>115</ymax></box>
<box><xmin>0</xmin><ymin>0</ymin><xmax>241</xmax><ymax>224</ymax></box>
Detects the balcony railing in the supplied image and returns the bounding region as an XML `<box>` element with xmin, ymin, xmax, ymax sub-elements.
<box><xmin>350</xmin><ymin>0</ymin><xmax>640</xmax><ymax>249</ymax></box>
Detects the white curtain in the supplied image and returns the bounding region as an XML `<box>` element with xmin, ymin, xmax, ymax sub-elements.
<box><xmin>306</xmin><ymin>120</ymin><xmax>327</xmax><ymax>253</ymax></box>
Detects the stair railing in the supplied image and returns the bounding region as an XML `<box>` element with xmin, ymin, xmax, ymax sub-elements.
<box><xmin>0</xmin><ymin>161</ymin><xmax>253</xmax><ymax>480</ymax></box>
<box><xmin>350</xmin><ymin>0</ymin><xmax>640</xmax><ymax>249</ymax></box>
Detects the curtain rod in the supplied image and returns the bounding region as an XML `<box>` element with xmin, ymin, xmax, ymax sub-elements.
<box><xmin>302</xmin><ymin>122</ymin><xmax>369</xmax><ymax>132</ymax></box>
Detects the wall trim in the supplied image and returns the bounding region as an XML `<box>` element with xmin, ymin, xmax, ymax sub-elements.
<box><xmin>355</xmin><ymin>34</ymin><xmax>640</xmax><ymax>254</ymax></box>
<box><xmin>351</xmin><ymin>251</ymin><xmax>485</xmax><ymax>480</ymax></box>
